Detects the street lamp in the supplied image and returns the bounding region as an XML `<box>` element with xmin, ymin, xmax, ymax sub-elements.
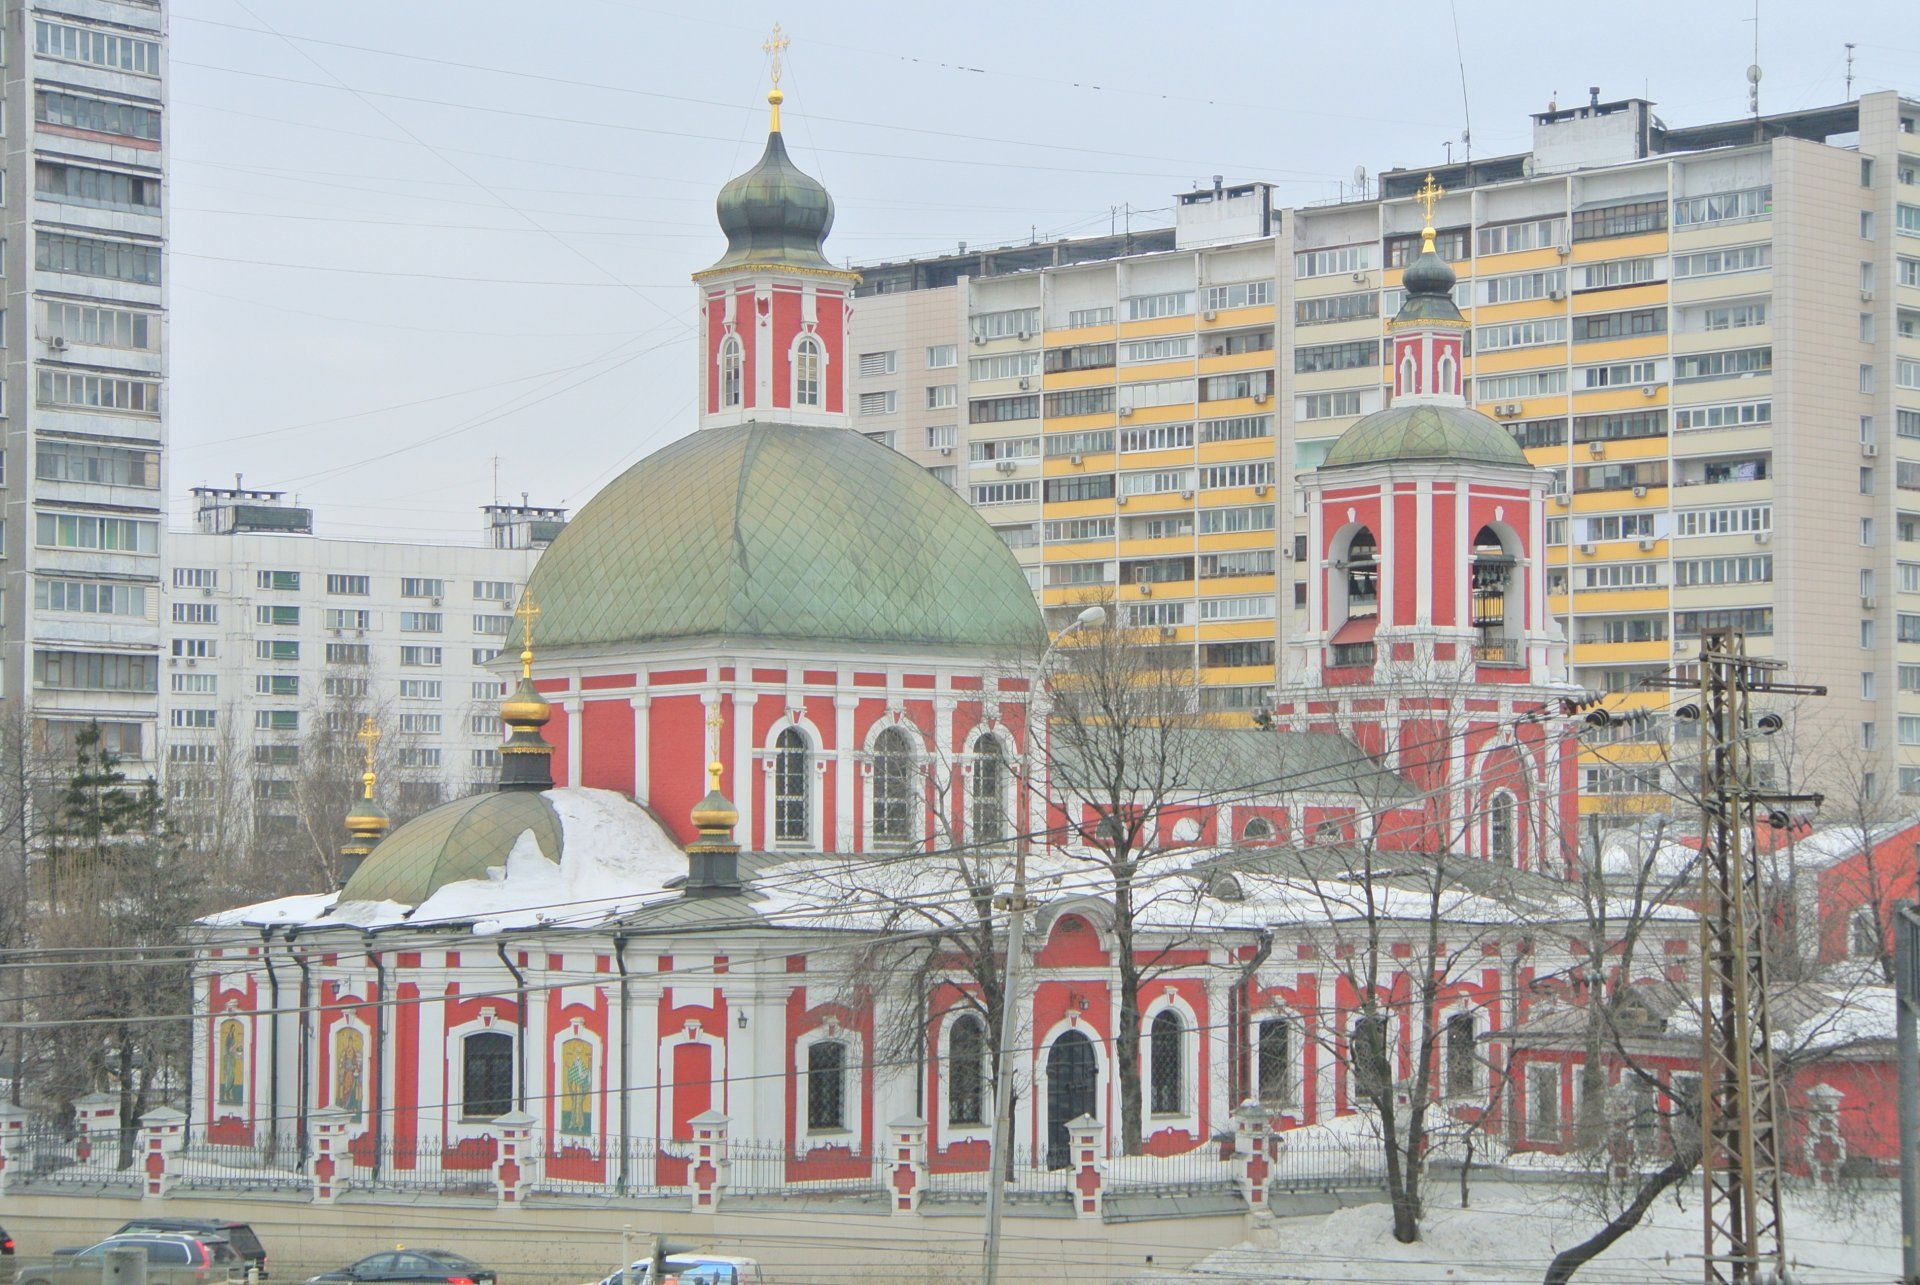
<box><xmin>980</xmin><ymin>604</ymin><xmax>1105</xmax><ymax>1285</ymax></box>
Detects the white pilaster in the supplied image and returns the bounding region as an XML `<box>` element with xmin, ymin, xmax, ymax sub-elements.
<box><xmin>1415</xmin><ymin>481</ymin><xmax>1434</xmax><ymax>626</ymax></box>
<box><xmin>730</xmin><ymin>690</ymin><xmax>757</xmax><ymax>849</ymax></box>
<box><xmin>563</xmin><ymin>698</ymin><xmax>584</xmax><ymax>788</ymax></box>
<box><xmin>629</xmin><ymin>694</ymin><xmax>650</xmax><ymax>803</ymax></box>
<box><xmin>1378</xmin><ymin>481</ymin><xmax>1396</xmax><ymax>627</ymax></box>
<box><xmin>834</xmin><ymin>694</ymin><xmax>859</xmax><ymax>851</ymax></box>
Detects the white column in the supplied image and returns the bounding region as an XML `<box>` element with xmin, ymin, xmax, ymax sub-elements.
<box><xmin>563</xmin><ymin>698</ymin><xmax>584</xmax><ymax>788</ymax></box>
<box><xmin>1378</xmin><ymin>481</ymin><xmax>1396</xmax><ymax>627</ymax></box>
<box><xmin>933</xmin><ymin>694</ymin><xmax>958</xmax><ymax>840</ymax></box>
<box><xmin>834</xmin><ymin>694</ymin><xmax>858</xmax><ymax>851</ymax></box>
<box><xmin>730</xmin><ymin>691</ymin><xmax>756</xmax><ymax>849</ymax></box>
<box><xmin>629</xmin><ymin>694</ymin><xmax>650</xmax><ymax>803</ymax></box>
<box><xmin>1452</xmin><ymin>484</ymin><xmax>1472</xmax><ymax>632</ymax></box>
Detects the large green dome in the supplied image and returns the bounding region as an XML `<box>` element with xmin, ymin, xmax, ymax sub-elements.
<box><xmin>1321</xmin><ymin>404</ymin><xmax>1528</xmax><ymax>470</ymax></box>
<box><xmin>527</xmin><ymin>422</ymin><xmax>1045</xmax><ymax>655</ymax></box>
<box><xmin>342</xmin><ymin>790</ymin><xmax>559</xmax><ymax>905</ymax></box>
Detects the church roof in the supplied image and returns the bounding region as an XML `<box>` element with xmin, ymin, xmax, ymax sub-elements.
<box><xmin>708</xmin><ymin>129</ymin><xmax>836</xmax><ymax>273</ymax></box>
<box><xmin>1321</xmin><ymin>403</ymin><xmax>1529</xmax><ymax>470</ymax></box>
<box><xmin>524</xmin><ymin>421</ymin><xmax>1045</xmax><ymax>656</ymax></box>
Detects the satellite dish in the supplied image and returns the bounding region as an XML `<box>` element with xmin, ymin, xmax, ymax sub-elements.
<box><xmin>1521</xmin><ymin>156</ymin><xmax>1536</xmax><ymax>178</ymax></box>
<box><xmin>1747</xmin><ymin>64</ymin><xmax>1763</xmax><ymax>84</ymax></box>
<box><xmin>1353</xmin><ymin>165</ymin><xmax>1368</xmax><ymax>186</ymax></box>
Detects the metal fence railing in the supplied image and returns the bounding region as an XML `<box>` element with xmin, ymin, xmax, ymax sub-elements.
<box><xmin>350</xmin><ymin>1134</ymin><xmax>497</xmax><ymax>1198</ymax></box>
<box><xmin>176</xmin><ymin>1133</ymin><xmax>307</xmax><ymax>1194</ymax></box>
<box><xmin>1103</xmin><ymin>1141</ymin><xmax>1242</xmax><ymax>1198</ymax></box>
<box><xmin>531</xmin><ymin>1136</ymin><xmax>685</xmax><ymax>1201</ymax></box>
<box><xmin>921</xmin><ymin>1145</ymin><xmax>1071</xmax><ymax>1206</ymax></box>
<box><xmin>724</xmin><ymin>1140</ymin><xmax>885</xmax><ymax>1199</ymax></box>
<box><xmin>11</xmin><ymin>1124</ymin><xmax>142</xmax><ymax>1191</ymax></box>
<box><xmin>1266</xmin><ymin>1127</ymin><xmax>1390</xmax><ymax>1194</ymax></box>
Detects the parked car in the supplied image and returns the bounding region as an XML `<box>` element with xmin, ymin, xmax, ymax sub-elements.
<box><xmin>594</xmin><ymin>1256</ymin><xmax>761</xmax><ymax>1285</ymax></box>
<box><xmin>306</xmin><ymin>1251</ymin><xmax>495</xmax><ymax>1285</ymax></box>
<box><xmin>113</xmin><ymin>1222</ymin><xmax>268</xmax><ymax>1279</ymax></box>
<box><xmin>22</xmin><ymin>1234</ymin><xmax>241</xmax><ymax>1285</ymax></box>
<box><xmin>2</xmin><ymin>1223</ymin><xmax>17</xmax><ymax>1285</ymax></box>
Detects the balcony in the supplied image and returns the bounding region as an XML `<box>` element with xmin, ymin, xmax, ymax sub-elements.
<box><xmin>1474</xmin><ymin>638</ymin><xmax>1523</xmax><ymax>667</ymax></box>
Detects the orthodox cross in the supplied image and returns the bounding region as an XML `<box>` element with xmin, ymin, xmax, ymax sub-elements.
<box><xmin>705</xmin><ymin>704</ymin><xmax>726</xmax><ymax>773</ymax></box>
<box><xmin>763</xmin><ymin>23</ymin><xmax>789</xmax><ymax>88</ymax></box>
<box><xmin>1414</xmin><ymin>173</ymin><xmax>1445</xmax><ymax>223</ymax></box>
<box><xmin>356</xmin><ymin>715</ymin><xmax>380</xmax><ymax>796</ymax></box>
<box><xmin>514</xmin><ymin>589</ymin><xmax>540</xmax><ymax>678</ymax></box>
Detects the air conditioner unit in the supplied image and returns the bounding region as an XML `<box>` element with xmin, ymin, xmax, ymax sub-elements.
<box><xmin>1202</xmin><ymin>309</ymin><xmax>1218</xmax><ymax>322</ymax></box>
<box><xmin>1180</xmin><ymin>489</ymin><xmax>1194</xmax><ymax>499</ymax></box>
<box><xmin>1119</xmin><ymin>406</ymin><xmax>1134</xmax><ymax>417</ymax></box>
<box><xmin>994</xmin><ymin>460</ymin><xmax>1017</xmax><ymax>474</ymax></box>
<box><xmin>1069</xmin><ymin>453</ymin><xmax>1083</xmax><ymax>465</ymax></box>
<box><xmin>1018</xmin><ymin>377</ymin><xmax>1031</xmax><ymax>390</ymax></box>
<box><xmin>1139</xmin><ymin>584</ymin><xmax>1153</xmax><ymax>597</ymax></box>
<box><xmin>328</xmin><ymin>628</ymin><xmax>342</xmax><ymax>637</ymax></box>
<box><xmin>1553</xmin><ymin>494</ymin><xmax>1571</xmax><ymax>507</ymax></box>
<box><xmin>1117</xmin><ymin>495</ymin><xmax>1130</xmax><ymax>506</ymax></box>
<box><xmin>1159</xmin><ymin>625</ymin><xmax>1178</xmax><ymax>639</ymax></box>
<box><xmin>201</xmin><ymin>587</ymin><xmax>213</xmax><ymax>597</ymax></box>
<box><xmin>1632</xmin><ymin>485</ymin><xmax>1648</xmax><ymax>497</ymax></box>
<box><xmin>1864</xmin><ymin>442</ymin><xmax>1880</xmax><ymax>458</ymax></box>
<box><xmin>1253</xmin><ymin>391</ymin><xmax>1268</xmax><ymax>405</ymax></box>
<box><xmin>167</xmin><ymin>657</ymin><xmax>178</xmax><ymax>667</ymax></box>
<box><xmin>1579</xmin><ymin>542</ymin><xmax>1597</xmax><ymax>556</ymax></box>
<box><xmin>1554</xmin><ymin>243</ymin><xmax>1572</xmax><ymax>257</ymax></box>
<box><xmin>431</xmin><ymin>596</ymin><xmax>442</xmax><ymax>607</ymax></box>
<box><xmin>47</xmin><ymin>335</ymin><xmax>69</xmax><ymax>352</ymax></box>
<box><xmin>1641</xmin><ymin>385</ymin><xmax>1658</xmax><ymax>398</ymax></box>
<box><xmin>1754</xmin><ymin>530</ymin><xmax>1771</xmax><ymax>545</ymax></box>
<box><xmin>1350</xmin><ymin>271</ymin><xmax>1369</xmax><ymax>284</ymax></box>
<box><xmin>1547</xmin><ymin>288</ymin><xmax>1566</xmax><ymax>301</ymax></box>
<box><xmin>1863</xmin><ymin>596</ymin><xmax>1878</xmax><ymax>610</ymax></box>
<box><xmin>1588</xmin><ymin>441</ymin><xmax>1606</xmax><ymax>457</ymax></box>
<box><xmin>939</xmin><ymin>446</ymin><xmax>952</xmax><ymax>456</ymax></box>
<box><xmin>1253</xmin><ymin>484</ymin><xmax>1270</xmax><ymax>497</ymax></box>
<box><xmin>1017</xmin><ymin>330</ymin><xmax>1031</xmax><ymax>341</ymax></box>
<box><xmin>1638</xmin><ymin>536</ymin><xmax>1657</xmax><ymax>551</ymax></box>
<box><xmin>1861</xmin><ymin>288</ymin><xmax>1875</xmax><ymax>302</ymax></box>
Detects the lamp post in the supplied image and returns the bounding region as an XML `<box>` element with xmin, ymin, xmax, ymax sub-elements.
<box><xmin>981</xmin><ymin>604</ymin><xmax>1105</xmax><ymax>1285</ymax></box>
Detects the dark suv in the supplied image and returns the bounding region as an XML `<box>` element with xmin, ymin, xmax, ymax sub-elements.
<box><xmin>114</xmin><ymin>1223</ymin><xmax>266</xmax><ymax>1279</ymax></box>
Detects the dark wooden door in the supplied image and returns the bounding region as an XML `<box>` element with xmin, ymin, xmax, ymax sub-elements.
<box><xmin>1045</xmin><ymin>1030</ymin><xmax>1097</xmax><ymax>1169</ymax></box>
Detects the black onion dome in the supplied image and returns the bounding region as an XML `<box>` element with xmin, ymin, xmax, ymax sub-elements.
<box><xmin>710</xmin><ymin>130</ymin><xmax>835</xmax><ymax>272</ymax></box>
<box><xmin>1394</xmin><ymin>234</ymin><xmax>1463</xmax><ymax>326</ymax></box>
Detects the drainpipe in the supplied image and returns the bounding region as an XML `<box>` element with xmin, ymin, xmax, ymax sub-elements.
<box><xmin>293</xmin><ymin>937</ymin><xmax>312</xmax><ymax>1163</ymax></box>
<box><xmin>495</xmin><ymin>941</ymin><xmax>530</xmax><ymax>1112</ymax></box>
<box><xmin>259</xmin><ymin>927</ymin><xmax>282</xmax><ymax>1159</ymax></box>
<box><xmin>613</xmin><ymin>934</ymin><xmax>631</xmax><ymax>1194</ymax></box>
<box><xmin>364</xmin><ymin>938</ymin><xmax>387</xmax><ymax>1182</ymax></box>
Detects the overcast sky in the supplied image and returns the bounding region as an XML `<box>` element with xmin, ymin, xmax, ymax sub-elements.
<box><xmin>166</xmin><ymin>0</ymin><xmax>1919</xmax><ymax>543</ymax></box>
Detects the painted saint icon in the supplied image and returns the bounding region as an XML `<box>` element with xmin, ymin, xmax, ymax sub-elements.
<box><xmin>334</xmin><ymin>1027</ymin><xmax>365</xmax><ymax>1118</ymax></box>
<box><xmin>216</xmin><ymin>1018</ymin><xmax>246</xmax><ymax>1107</ymax></box>
<box><xmin>559</xmin><ymin>1037</ymin><xmax>592</xmax><ymax>1136</ymax></box>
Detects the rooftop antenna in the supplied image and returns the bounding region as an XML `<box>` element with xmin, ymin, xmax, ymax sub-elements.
<box><xmin>1845</xmin><ymin>42</ymin><xmax>1856</xmax><ymax>98</ymax></box>
<box><xmin>1746</xmin><ymin>0</ymin><xmax>1762</xmax><ymax>122</ymax></box>
<box><xmin>1352</xmin><ymin>164</ymin><xmax>1368</xmax><ymax>201</ymax></box>
<box><xmin>1448</xmin><ymin>0</ymin><xmax>1473</xmax><ymax>162</ymax></box>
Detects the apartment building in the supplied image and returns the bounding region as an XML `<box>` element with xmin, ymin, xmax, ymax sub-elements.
<box><xmin>849</xmin><ymin>89</ymin><xmax>1920</xmax><ymax>802</ymax></box>
<box><xmin>160</xmin><ymin>487</ymin><xmax>563</xmax><ymax>834</ymax></box>
<box><xmin>0</xmin><ymin>0</ymin><xmax>168</xmax><ymax>773</ymax></box>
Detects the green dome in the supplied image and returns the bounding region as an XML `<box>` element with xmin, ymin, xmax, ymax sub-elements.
<box><xmin>1322</xmin><ymin>403</ymin><xmax>1528</xmax><ymax>469</ymax></box>
<box><xmin>710</xmin><ymin>131</ymin><xmax>835</xmax><ymax>272</ymax></box>
<box><xmin>341</xmin><ymin>791</ymin><xmax>560</xmax><ymax>905</ymax></box>
<box><xmin>527</xmin><ymin>422</ymin><xmax>1045</xmax><ymax>654</ymax></box>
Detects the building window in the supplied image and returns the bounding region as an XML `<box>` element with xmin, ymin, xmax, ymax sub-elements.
<box><xmin>971</xmin><ymin>733</ymin><xmax>1009</xmax><ymax>846</ymax></box>
<box><xmin>774</xmin><ymin>727</ymin><xmax>811</xmax><ymax>845</ymax></box>
<box><xmin>462</xmin><ymin>1032</ymin><xmax>514</xmax><ymax>1119</ymax></box>
<box><xmin>926</xmin><ymin>344</ymin><xmax>957</xmax><ymax>369</ymax></box>
<box><xmin>1257</xmin><ymin>1018</ymin><xmax>1292</xmax><ymax>1105</ymax></box>
<box><xmin>401</xmin><ymin>578</ymin><xmax>443</xmax><ymax>599</ymax></box>
<box><xmin>1445</xmin><ymin>1013</ymin><xmax>1477</xmax><ymax>1097</ymax></box>
<box><xmin>870</xmin><ymin>727</ymin><xmax>916</xmax><ymax>845</ymax></box>
<box><xmin>1527</xmin><ymin>1063</ymin><xmax>1561</xmax><ymax>1140</ymax></box>
<box><xmin>36</xmin><ymin>231</ymin><xmax>161</xmax><ymax>284</ymax></box>
<box><xmin>1488</xmin><ymin>793</ymin><xmax>1515</xmax><ymax>866</ymax></box>
<box><xmin>1148</xmin><ymin>1008</ymin><xmax>1184</xmax><ymax>1115</ymax></box>
<box><xmin>33</xmin><ymin>18</ymin><xmax>160</xmax><ymax>74</ymax></box>
<box><xmin>948</xmin><ymin>1015</ymin><xmax>986</xmax><ymax>1126</ymax></box>
<box><xmin>1851</xmin><ymin>907</ymin><xmax>1883</xmax><ymax>957</ymax></box>
<box><xmin>1240</xmin><ymin>816</ymin><xmax>1275</xmax><ymax>842</ymax></box>
<box><xmin>1350</xmin><ymin>1015</ymin><xmax>1388</xmax><ymax>1101</ymax></box>
<box><xmin>719</xmin><ymin>336</ymin><xmax>743</xmax><ymax>408</ymax></box>
<box><xmin>794</xmin><ymin>336</ymin><xmax>823</xmax><ymax>407</ymax></box>
<box><xmin>806</xmin><ymin>1040</ymin><xmax>848</xmax><ymax>1130</ymax></box>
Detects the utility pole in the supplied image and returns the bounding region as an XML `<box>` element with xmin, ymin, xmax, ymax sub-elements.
<box><xmin>1897</xmin><ymin>902</ymin><xmax>1919</xmax><ymax>1285</ymax></box>
<box><xmin>1654</xmin><ymin>628</ymin><xmax>1824</xmax><ymax>1285</ymax></box>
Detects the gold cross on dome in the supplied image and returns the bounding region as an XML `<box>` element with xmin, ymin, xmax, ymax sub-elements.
<box><xmin>763</xmin><ymin>23</ymin><xmax>790</xmax><ymax>88</ymax></box>
<box><xmin>705</xmin><ymin>704</ymin><xmax>725</xmax><ymax>764</ymax></box>
<box><xmin>514</xmin><ymin>589</ymin><xmax>541</xmax><ymax>651</ymax></box>
<box><xmin>1414</xmin><ymin>173</ymin><xmax>1446</xmax><ymax>224</ymax></box>
<box><xmin>356</xmin><ymin>715</ymin><xmax>381</xmax><ymax>772</ymax></box>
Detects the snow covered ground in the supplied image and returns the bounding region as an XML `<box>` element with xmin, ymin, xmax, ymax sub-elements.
<box><xmin>1130</xmin><ymin>1181</ymin><xmax>1902</xmax><ymax>1283</ymax></box>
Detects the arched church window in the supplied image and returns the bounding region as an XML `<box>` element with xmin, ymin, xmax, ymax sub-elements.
<box><xmin>1342</xmin><ymin>528</ymin><xmax>1379</xmax><ymax>617</ymax></box>
<box><xmin>948</xmin><ymin>1014</ymin><xmax>986</xmax><ymax>1126</ymax></box>
<box><xmin>1241</xmin><ymin>815</ymin><xmax>1274</xmax><ymax>842</ymax></box>
<box><xmin>719</xmin><ymin>335</ymin><xmax>743</xmax><ymax>408</ymax></box>
<box><xmin>794</xmin><ymin>335</ymin><xmax>823</xmax><ymax>407</ymax></box>
<box><xmin>1470</xmin><ymin>525</ymin><xmax>1518</xmax><ymax>665</ymax></box>
<box><xmin>1149</xmin><ymin>1008</ymin><xmax>1184</xmax><ymax>1114</ymax></box>
<box><xmin>806</xmin><ymin>1039</ymin><xmax>847</xmax><ymax>1130</ymax></box>
<box><xmin>1400</xmin><ymin>350</ymin><xmax>1418</xmax><ymax>396</ymax></box>
<box><xmin>462</xmin><ymin>1031</ymin><xmax>514</xmax><ymax>1119</ymax></box>
<box><xmin>1350</xmin><ymin>1014</ymin><xmax>1389</xmax><ymax>1101</ymax></box>
<box><xmin>971</xmin><ymin>733</ymin><xmax>1009</xmax><ymax>846</ymax></box>
<box><xmin>871</xmin><ymin>727</ymin><xmax>916</xmax><ymax>845</ymax></box>
<box><xmin>774</xmin><ymin>727</ymin><xmax>812</xmax><ymax>845</ymax></box>
<box><xmin>1489</xmin><ymin>791</ymin><xmax>1516</xmax><ymax>866</ymax></box>
<box><xmin>1436</xmin><ymin>351</ymin><xmax>1457</xmax><ymax>396</ymax></box>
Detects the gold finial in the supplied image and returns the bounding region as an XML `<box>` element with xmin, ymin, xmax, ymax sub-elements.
<box><xmin>1413</xmin><ymin>173</ymin><xmax>1445</xmax><ymax>253</ymax></box>
<box><xmin>704</xmin><ymin>705</ymin><xmax>725</xmax><ymax>787</ymax></box>
<box><xmin>514</xmin><ymin>589</ymin><xmax>541</xmax><ymax>680</ymax></box>
<box><xmin>763</xmin><ymin>23</ymin><xmax>790</xmax><ymax>131</ymax></box>
<box><xmin>356</xmin><ymin>715</ymin><xmax>380</xmax><ymax>799</ymax></box>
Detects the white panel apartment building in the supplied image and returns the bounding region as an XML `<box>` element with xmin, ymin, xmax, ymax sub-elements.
<box><xmin>1</xmin><ymin>0</ymin><xmax>168</xmax><ymax>771</ymax></box>
<box><xmin>849</xmin><ymin>88</ymin><xmax>1920</xmax><ymax>801</ymax></box>
<box><xmin>161</xmin><ymin>489</ymin><xmax>562</xmax><ymax>832</ymax></box>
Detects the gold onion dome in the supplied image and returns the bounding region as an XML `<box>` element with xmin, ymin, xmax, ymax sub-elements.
<box><xmin>688</xmin><ymin>761</ymin><xmax>739</xmax><ymax>853</ymax></box>
<box><xmin>345</xmin><ymin>777</ymin><xmax>391</xmax><ymax>842</ymax></box>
